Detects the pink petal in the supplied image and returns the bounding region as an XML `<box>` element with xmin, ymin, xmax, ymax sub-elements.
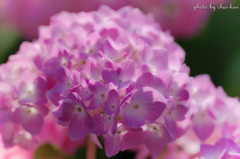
<box><xmin>12</xmin><ymin>107</ymin><xmax>25</xmax><ymax>124</ymax></box>
<box><xmin>90</xmin><ymin>134</ymin><xmax>102</xmax><ymax>149</ymax></box>
<box><xmin>68</xmin><ymin>112</ymin><xmax>95</xmax><ymax>141</ymax></box>
<box><xmin>192</xmin><ymin>110</ymin><xmax>215</xmax><ymax>141</ymax></box>
<box><xmin>52</xmin><ymin>99</ymin><xmax>76</xmax><ymax>126</ymax></box>
<box><xmin>136</xmin><ymin>71</ymin><xmax>173</xmax><ymax>96</ymax></box>
<box><xmin>0</xmin><ymin>122</ymin><xmax>14</xmax><ymax>142</ymax></box>
<box><xmin>135</xmin><ymin>72</ymin><xmax>154</xmax><ymax>89</ymax></box>
<box><xmin>176</xmin><ymin>89</ymin><xmax>189</xmax><ymax>101</ymax></box>
<box><xmin>145</xmin><ymin>125</ymin><xmax>172</xmax><ymax>156</ymax></box>
<box><xmin>142</xmin><ymin>101</ymin><xmax>166</xmax><ymax>121</ymax></box>
<box><xmin>171</xmin><ymin>104</ymin><xmax>189</xmax><ymax>121</ymax></box>
<box><xmin>119</xmin><ymin>127</ymin><xmax>143</xmax><ymax>151</ymax></box>
<box><xmin>84</xmin><ymin>57</ymin><xmax>102</xmax><ymax>80</ymax></box>
<box><xmin>78</xmin><ymin>80</ymin><xmax>94</xmax><ymax>101</ymax></box>
<box><xmin>104</xmin><ymin>133</ymin><xmax>120</xmax><ymax>157</ymax></box>
<box><xmin>155</xmin><ymin>71</ymin><xmax>173</xmax><ymax>93</ymax></box>
<box><xmin>200</xmin><ymin>139</ymin><xmax>227</xmax><ymax>159</ymax></box>
<box><xmin>12</xmin><ymin>106</ymin><xmax>43</xmax><ymax>135</ymax></box>
<box><xmin>103</xmin><ymin>40</ymin><xmax>117</xmax><ymax>60</ymax></box>
<box><xmin>102</xmin><ymin>68</ymin><xmax>119</xmax><ymax>85</ymax></box>
<box><xmin>57</xmin><ymin>67</ymin><xmax>69</xmax><ymax>83</ymax></box>
<box><xmin>22</xmin><ymin>112</ymin><xmax>43</xmax><ymax>135</ymax></box>
<box><xmin>131</xmin><ymin>87</ymin><xmax>154</xmax><ymax>105</ymax></box>
<box><xmin>88</xmin><ymin>95</ymin><xmax>104</xmax><ymax>110</ymax></box>
<box><xmin>42</xmin><ymin>57</ymin><xmax>60</xmax><ymax>76</ymax></box>
<box><xmin>104</xmin><ymin>89</ymin><xmax>120</xmax><ymax>115</ymax></box>
<box><xmin>122</xmin><ymin>104</ymin><xmax>145</xmax><ymax>128</ymax></box>
<box><xmin>119</xmin><ymin>59</ymin><xmax>135</xmax><ymax>81</ymax></box>
<box><xmin>149</xmin><ymin>49</ymin><xmax>168</xmax><ymax>71</ymax></box>
<box><xmin>70</xmin><ymin>70</ymin><xmax>83</xmax><ymax>86</ymax></box>
<box><xmin>164</xmin><ymin>115</ymin><xmax>177</xmax><ymax>138</ymax></box>
<box><xmin>0</xmin><ymin>107</ymin><xmax>10</xmax><ymax>124</ymax></box>
<box><xmin>47</xmin><ymin>83</ymin><xmax>69</xmax><ymax>106</ymax></box>
<box><xmin>142</xmin><ymin>43</ymin><xmax>153</xmax><ymax>62</ymax></box>
<box><xmin>91</xmin><ymin>113</ymin><xmax>117</xmax><ymax>135</ymax></box>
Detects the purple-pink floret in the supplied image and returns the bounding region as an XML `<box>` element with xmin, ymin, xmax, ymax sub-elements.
<box><xmin>0</xmin><ymin>5</ymin><xmax>240</xmax><ymax>158</ymax></box>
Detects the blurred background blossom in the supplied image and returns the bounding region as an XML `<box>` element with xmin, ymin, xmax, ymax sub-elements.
<box><xmin>0</xmin><ymin>0</ymin><xmax>240</xmax><ymax>158</ymax></box>
<box><xmin>0</xmin><ymin>0</ymin><xmax>228</xmax><ymax>39</ymax></box>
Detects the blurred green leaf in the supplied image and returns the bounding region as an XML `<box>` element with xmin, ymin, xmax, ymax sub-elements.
<box><xmin>222</xmin><ymin>47</ymin><xmax>240</xmax><ymax>97</ymax></box>
<box><xmin>34</xmin><ymin>143</ymin><xmax>73</xmax><ymax>159</ymax></box>
<box><xmin>0</xmin><ymin>25</ymin><xmax>22</xmax><ymax>64</ymax></box>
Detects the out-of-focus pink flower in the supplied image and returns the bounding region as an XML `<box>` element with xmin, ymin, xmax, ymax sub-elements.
<box><xmin>174</xmin><ymin>75</ymin><xmax>240</xmax><ymax>158</ymax></box>
<box><xmin>0</xmin><ymin>0</ymin><xmax>228</xmax><ymax>39</ymax></box>
<box><xmin>124</xmin><ymin>0</ymin><xmax>229</xmax><ymax>39</ymax></box>
<box><xmin>0</xmin><ymin>136</ymin><xmax>33</xmax><ymax>159</ymax></box>
<box><xmin>0</xmin><ymin>0</ymin><xmax>97</xmax><ymax>39</ymax></box>
<box><xmin>38</xmin><ymin>113</ymin><xmax>86</xmax><ymax>155</ymax></box>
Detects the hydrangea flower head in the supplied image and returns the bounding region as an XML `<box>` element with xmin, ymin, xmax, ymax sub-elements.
<box><xmin>0</xmin><ymin>5</ymin><xmax>239</xmax><ymax>158</ymax></box>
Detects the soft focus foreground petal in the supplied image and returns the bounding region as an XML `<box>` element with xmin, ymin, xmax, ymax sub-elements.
<box><xmin>170</xmin><ymin>104</ymin><xmax>189</xmax><ymax>121</ymax></box>
<box><xmin>165</xmin><ymin>115</ymin><xmax>177</xmax><ymax>138</ymax></box>
<box><xmin>15</xmin><ymin>131</ymin><xmax>38</xmax><ymax>150</ymax></box>
<box><xmin>0</xmin><ymin>135</ymin><xmax>34</xmax><ymax>159</ymax></box>
<box><xmin>0</xmin><ymin>107</ymin><xmax>10</xmax><ymax>124</ymax></box>
<box><xmin>175</xmin><ymin>89</ymin><xmax>189</xmax><ymax>101</ymax></box>
<box><xmin>200</xmin><ymin>138</ymin><xmax>227</xmax><ymax>159</ymax></box>
<box><xmin>0</xmin><ymin>122</ymin><xmax>14</xmax><ymax>145</ymax></box>
<box><xmin>104</xmin><ymin>133</ymin><xmax>120</xmax><ymax>157</ymax></box>
<box><xmin>68</xmin><ymin>111</ymin><xmax>95</xmax><ymax>141</ymax></box>
<box><xmin>18</xmin><ymin>77</ymin><xmax>47</xmax><ymax>105</ymax></box>
<box><xmin>192</xmin><ymin>110</ymin><xmax>215</xmax><ymax>141</ymax></box>
<box><xmin>22</xmin><ymin>111</ymin><xmax>43</xmax><ymax>135</ymax></box>
<box><xmin>144</xmin><ymin>124</ymin><xmax>172</xmax><ymax>156</ymax></box>
<box><xmin>12</xmin><ymin>106</ymin><xmax>43</xmax><ymax>135</ymax></box>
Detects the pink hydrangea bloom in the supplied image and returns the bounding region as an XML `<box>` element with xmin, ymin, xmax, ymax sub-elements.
<box><xmin>1</xmin><ymin>0</ymin><xmax>228</xmax><ymax>39</ymax></box>
<box><xmin>0</xmin><ymin>5</ymin><xmax>239</xmax><ymax>158</ymax></box>
<box><xmin>171</xmin><ymin>75</ymin><xmax>240</xmax><ymax>158</ymax></box>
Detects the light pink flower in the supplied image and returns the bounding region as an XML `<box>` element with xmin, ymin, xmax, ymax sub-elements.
<box><xmin>0</xmin><ymin>5</ymin><xmax>239</xmax><ymax>158</ymax></box>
